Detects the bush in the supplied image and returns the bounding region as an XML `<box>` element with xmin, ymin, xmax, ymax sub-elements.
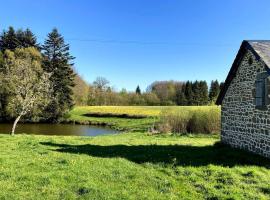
<box><xmin>156</xmin><ymin>107</ymin><xmax>220</xmax><ymax>134</ymax></box>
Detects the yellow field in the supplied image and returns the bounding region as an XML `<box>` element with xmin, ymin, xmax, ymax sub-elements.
<box><xmin>72</xmin><ymin>106</ymin><xmax>221</xmax><ymax>117</ymax></box>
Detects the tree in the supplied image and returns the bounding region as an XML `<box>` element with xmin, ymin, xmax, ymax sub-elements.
<box><xmin>219</xmin><ymin>82</ymin><xmax>224</xmax><ymax>91</ymax></box>
<box><xmin>209</xmin><ymin>80</ymin><xmax>220</xmax><ymax>103</ymax></box>
<box><xmin>192</xmin><ymin>81</ymin><xmax>201</xmax><ymax>105</ymax></box>
<box><xmin>73</xmin><ymin>73</ymin><xmax>89</xmax><ymax>105</ymax></box>
<box><xmin>0</xmin><ymin>48</ymin><xmax>51</xmax><ymax>135</ymax></box>
<box><xmin>185</xmin><ymin>81</ymin><xmax>193</xmax><ymax>105</ymax></box>
<box><xmin>135</xmin><ymin>85</ymin><xmax>141</xmax><ymax>95</ymax></box>
<box><xmin>198</xmin><ymin>81</ymin><xmax>208</xmax><ymax>105</ymax></box>
<box><xmin>0</xmin><ymin>51</ymin><xmax>5</xmax><ymax>120</ymax></box>
<box><xmin>93</xmin><ymin>77</ymin><xmax>110</xmax><ymax>91</ymax></box>
<box><xmin>42</xmin><ymin>28</ymin><xmax>75</xmax><ymax>121</ymax></box>
<box><xmin>176</xmin><ymin>83</ymin><xmax>187</xmax><ymax>105</ymax></box>
<box><xmin>0</xmin><ymin>26</ymin><xmax>19</xmax><ymax>51</ymax></box>
<box><xmin>16</xmin><ymin>28</ymin><xmax>39</xmax><ymax>49</ymax></box>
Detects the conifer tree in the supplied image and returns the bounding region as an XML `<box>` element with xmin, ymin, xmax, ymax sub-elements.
<box><xmin>192</xmin><ymin>81</ymin><xmax>201</xmax><ymax>105</ymax></box>
<box><xmin>0</xmin><ymin>27</ymin><xmax>19</xmax><ymax>51</ymax></box>
<box><xmin>219</xmin><ymin>82</ymin><xmax>224</xmax><ymax>92</ymax></box>
<box><xmin>42</xmin><ymin>28</ymin><xmax>75</xmax><ymax>121</ymax></box>
<box><xmin>198</xmin><ymin>81</ymin><xmax>208</xmax><ymax>105</ymax></box>
<box><xmin>176</xmin><ymin>83</ymin><xmax>187</xmax><ymax>105</ymax></box>
<box><xmin>0</xmin><ymin>27</ymin><xmax>38</xmax><ymax>52</ymax></box>
<box><xmin>209</xmin><ymin>80</ymin><xmax>220</xmax><ymax>102</ymax></box>
<box><xmin>135</xmin><ymin>85</ymin><xmax>141</xmax><ymax>95</ymax></box>
<box><xmin>17</xmin><ymin>28</ymin><xmax>39</xmax><ymax>48</ymax></box>
<box><xmin>184</xmin><ymin>81</ymin><xmax>193</xmax><ymax>105</ymax></box>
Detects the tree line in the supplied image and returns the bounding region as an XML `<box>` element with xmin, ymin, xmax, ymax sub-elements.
<box><xmin>76</xmin><ymin>77</ymin><xmax>223</xmax><ymax>106</ymax></box>
<box><xmin>0</xmin><ymin>27</ymin><xmax>75</xmax><ymax>124</ymax></box>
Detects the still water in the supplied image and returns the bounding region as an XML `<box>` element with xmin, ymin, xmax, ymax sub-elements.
<box><xmin>0</xmin><ymin>123</ymin><xmax>119</xmax><ymax>136</ymax></box>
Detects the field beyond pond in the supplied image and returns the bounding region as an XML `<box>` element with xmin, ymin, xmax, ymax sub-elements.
<box><xmin>1</xmin><ymin>133</ymin><xmax>270</xmax><ymax>199</ymax></box>
<box><xmin>67</xmin><ymin>106</ymin><xmax>221</xmax><ymax>132</ymax></box>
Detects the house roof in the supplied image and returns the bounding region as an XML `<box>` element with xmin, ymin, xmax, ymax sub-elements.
<box><xmin>216</xmin><ymin>40</ymin><xmax>270</xmax><ymax>105</ymax></box>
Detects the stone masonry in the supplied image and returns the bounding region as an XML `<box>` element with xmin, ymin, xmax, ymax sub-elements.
<box><xmin>221</xmin><ymin>50</ymin><xmax>270</xmax><ymax>158</ymax></box>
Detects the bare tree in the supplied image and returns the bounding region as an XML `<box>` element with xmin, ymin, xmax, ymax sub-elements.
<box><xmin>1</xmin><ymin>47</ymin><xmax>51</xmax><ymax>135</ymax></box>
<box><xmin>93</xmin><ymin>76</ymin><xmax>110</xmax><ymax>91</ymax></box>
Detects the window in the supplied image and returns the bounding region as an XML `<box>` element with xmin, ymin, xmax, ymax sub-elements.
<box><xmin>255</xmin><ymin>72</ymin><xmax>270</xmax><ymax>108</ymax></box>
<box><xmin>255</xmin><ymin>79</ymin><xmax>265</xmax><ymax>107</ymax></box>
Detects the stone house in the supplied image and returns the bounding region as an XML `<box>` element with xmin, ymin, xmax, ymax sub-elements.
<box><xmin>216</xmin><ymin>40</ymin><xmax>270</xmax><ymax>158</ymax></box>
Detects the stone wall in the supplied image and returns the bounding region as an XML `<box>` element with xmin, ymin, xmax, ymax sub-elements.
<box><xmin>222</xmin><ymin>50</ymin><xmax>270</xmax><ymax>158</ymax></box>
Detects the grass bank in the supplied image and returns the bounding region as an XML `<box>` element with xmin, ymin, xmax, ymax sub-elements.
<box><xmin>0</xmin><ymin>132</ymin><xmax>269</xmax><ymax>199</ymax></box>
<box><xmin>66</xmin><ymin>106</ymin><xmax>221</xmax><ymax>132</ymax></box>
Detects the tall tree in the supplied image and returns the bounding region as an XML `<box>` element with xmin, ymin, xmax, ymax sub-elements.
<box><xmin>192</xmin><ymin>81</ymin><xmax>201</xmax><ymax>105</ymax></box>
<box><xmin>42</xmin><ymin>28</ymin><xmax>75</xmax><ymax>121</ymax></box>
<box><xmin>93</xmin><ymin>77</ymin><xmax>109</xmax><ymax>91</ymax></box>
<box><xmin>219</xmin><ymin>82</ymin><xmax>224</xmax><ymax>92</ymax></box>
<box><xmin>135</xmin><ymin>85</ymin><xmax>141</xmax><ymax>95</ymax></box>
<box><xmin>184</xmin><ymin>81</ymin><xmax>193</xmax><ymax>105</ymax></box>
<box><xmin>0</xmin><ymin>51</ymin><xmax>6</xmax><ymax>121</ymax></box>
<box><xmin>198</xmin><ymin>81</ymin><xmax>208</xmax><ymax>105</ymax></box>
<box><xmin>0</xmin><ymin>27</ymin><xmax>38</xmax><ymax>52</ymax></box>
<box><xmin>16</xmin><ymin>28</ymin><xmax>39</xmax><ymax>48</ymax></box>
<box><xmin>73</xmin><ymin>74</ymin><xmax>89</xmax><ymax>105</ymax></box>
<box><xmin>0</xmin><ymin>48</ymin><xmax>51</xmax><ymax>135</ymax></box>
<box><xmin>0</xmin><ymin>26</ymin><xmax>19</xmax><ymax>51</ymax></box>
<box><xmin>176</xmin><ymin>83</ymin><xmax>187</xmax><ymax>105</ymax></box>
<box><xmin>209</xmin><ymin>80</ymin><xmax>220</xmax><ymax>103</ymax></box>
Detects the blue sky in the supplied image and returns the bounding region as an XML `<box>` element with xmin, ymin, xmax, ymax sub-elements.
<box><xmin>1</xmin><ymin>0</ymin><xmax>270</xmax><ymax>91</ymax></box>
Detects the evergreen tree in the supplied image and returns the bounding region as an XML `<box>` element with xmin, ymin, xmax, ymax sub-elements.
<box><xmin>0</xmin><ymin>27</ymin><xmax>38</xmax><ymax>52</ymax></box>
<box><xmin>209</xmin><ymin>80</ymin><xmax>220</xmax><ymax>102</ymax></box>
<box><xmin>219</xmin><ymin>82</ymin><xmax>224</xmax><ymax>91</ymax></box>
<box><xmin>135</xmin><ymin>85</ymin><xmax>141</xmax><ymax>95</ymax></box>
<box><xmin>192</xmin><ymin>81</ymin><xmax>201</xmax><ymax>105</ymax></box>
<box><xmin>0</xmin><ymin>27</ymin><xmax>19</xmax><ymax>51</ymax></box>
<box><xmin>17</xmin><ymin>28</ymin><xmax>39</xmax><ymax>48</ymax></box>
<box><xmin>198</xmin><ymin>81</ymin><xmax>208</xmax><ymax>105</ymax></box>
<box><xmin>42</xmin><ymin>28</ymin><xmax>75</xmax><ymax>121</ymax></box>
<box><xmin>176</xmin><ymin>83</ymin><xmax>187</xmax><ymax>105</ymax></box>
<box><xmin>184</xmin><ymin>81</ymin><xmax>193</xmax><ymax>105</ymax></box>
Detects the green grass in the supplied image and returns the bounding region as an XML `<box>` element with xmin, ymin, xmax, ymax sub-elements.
<box><xmin>66</xmin><ymin>106</ymin><xmax>160</xmax><ymax>131</ymax></box>
<box><xmin>66</xmin><ymin>106</ymin><xmax>220</xmax><ymax>132</ymax></box>
<box><xmin>1</xmin><ymin>132</ymin><xmax>270</xmax><ymax>200</ymax></box>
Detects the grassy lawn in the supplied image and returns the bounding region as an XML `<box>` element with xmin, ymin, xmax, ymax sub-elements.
<box><xmin>67</xmin><ymin>106</ymin><xmax>220</xmax><ymax>131</ymax></box>
<box><xmin>1</xmin><ymin>132</ymin><xmax>270</xmax><ymax>200</ymax></box>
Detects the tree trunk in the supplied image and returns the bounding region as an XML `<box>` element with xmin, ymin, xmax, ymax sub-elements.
<box><xmin>11</xmin><ymin>115</ymin><xmax>22</xmax><ymax>136</ymax></box>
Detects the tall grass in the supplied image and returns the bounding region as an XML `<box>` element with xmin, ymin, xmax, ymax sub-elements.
<box><xmin>156</xmin><ymin>106</ymin><xmax>221</xmax><ymax>134</ymax></box>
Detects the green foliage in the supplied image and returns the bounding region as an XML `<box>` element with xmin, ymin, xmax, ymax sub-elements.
<box><xmin>15</xmin><ymin>28</ymin><xmax>38</xmax><ymax>49</ymax></box>
<box><xmin>0</xmin><ymin>27</ymin><xmax>38</xmax><ymax>51</ymax></box>
<box><xmin>209</xmin><ymin>80</ymin><xmax>221</xmax><ymax>103</ymax></box>
<box><xmin>0</xmin><ymin>27</ymin><xmax>19</xmax><ymax>51</ymax></box>
<box><xmin>0</xmin><ymin>133</ymin><xmax>269</xmax><ymax>199</ymax></box>
<box><xmin>135</xmin><ymin>85</ymin><xmax>141</xmax><ymax>95</ymax></box>
<box><xmin>184</xmin><ymin>81</ymin><xmax>194</xmax><ymax>105</ymax></box>
<box><xmin>0</xmin><ymin>51</ymin><xmax>6</xmax><ymax>120</ymax></box>
<box><xmin>86</xmin><ymin>79</ymin><xmax>219</xmax><ymax>106</ymax></box>
<box><xmin>42</xmin><ymin>28</ymin><xmax>75</xmax><ymax>121</ymax></box>
<box><xmin>73</xmin><ymin>74</ymin><xmax>89</xmax><ymax>105</ymax></box>
<box><xmin>1</xmin><ymin>48</ymin><xmax>51</xmax><ymax>122</ymax></box>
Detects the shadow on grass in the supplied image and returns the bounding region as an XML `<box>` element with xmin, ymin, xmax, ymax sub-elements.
<box><xmin>40</xmin><ymin>142</ymin><xmax>270</xmax><ymax>167</ymax></box>
<box><xmin>83</xmin><ymin>113</ymin><xmax>148</xmax><ymax>119</ymax></box>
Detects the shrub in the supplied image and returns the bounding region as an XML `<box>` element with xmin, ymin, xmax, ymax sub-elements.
<box><xmin>156</xmin><ymin>106</ymin><xmax>220</xmax><ymax>134</ymax></box>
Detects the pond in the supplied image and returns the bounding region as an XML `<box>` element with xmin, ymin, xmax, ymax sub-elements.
<box><xmin>0</xmin><ymin>123</ymin><xmax>119</xmax><ymax>136</ymax></box>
